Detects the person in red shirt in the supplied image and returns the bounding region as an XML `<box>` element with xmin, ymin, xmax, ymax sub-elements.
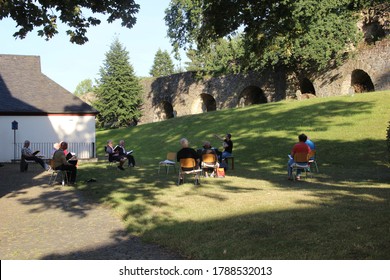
<box><xmin>288</xmin><ymin>133</ymin><xmax>311</xmax><ymax>180</ymax></box>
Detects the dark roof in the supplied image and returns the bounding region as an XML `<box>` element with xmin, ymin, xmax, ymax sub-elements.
<box><xmin>0</xmin><ymin>54</ymin><xmax>98</xmax><ymax>115</ymax></box>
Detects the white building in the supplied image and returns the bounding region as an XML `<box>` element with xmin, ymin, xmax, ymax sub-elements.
<box><xmin>0</xmin><ymin>54</ymin><xmax>98</xmax><ymax>162</ymax></box>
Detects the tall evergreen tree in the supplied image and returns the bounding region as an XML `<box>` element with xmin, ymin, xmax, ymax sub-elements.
<box><xmin>94</xmin><ymin>38</ymin><xmax>142</xmax><ymax>128</ymax></box>
<box><xmin>149</xmin><ymin>49</ymin><xmax>175</xmax><ymax>77</ymax></box>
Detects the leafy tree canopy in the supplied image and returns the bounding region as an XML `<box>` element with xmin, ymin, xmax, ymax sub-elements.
<box><xmin>165</xmin><ymin>0</ymin><xmax>385</xmax><ymax>72</ymax></box>
<box><xmin>0</xmin><ymin>0</ymin><xmax>140</xmax><ymax>44</ymax></box>
<box><xmin>74</xmin><ymin>78</ymin><xmax>94</xmax><ymax>96</ymax></box>
<box><xmin>94</xmin><ymin>38</ymin><xmax>142</xmax><ymax>128</ymax></box>
<box><xmin>149</xmin><ymin>49</ymin><xmax>175</xmax><ymax>77</ymax></box>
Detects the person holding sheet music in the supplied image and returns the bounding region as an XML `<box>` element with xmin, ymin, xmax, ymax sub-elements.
<box><xmin>52</xmin><ymin>141</ymin><xmax>77</xmax><ymax>184</ymax></box>
<box><xmin>115</xmin><ymin>140</ymin><xmax>136</xmax><ymax>168</ymax></box>
<box><xmin>21</xmin><ymin>140</ymin><xmax>50</xmax><ymax>171</ymax></box>
<box><xmin>106</xmin><ymin>140</ymin><xmax>127</xmax><ymax>170</ymax></box>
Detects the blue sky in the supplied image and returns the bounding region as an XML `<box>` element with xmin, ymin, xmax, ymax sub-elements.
<box><xmin>0</xmin><ymin>0</ymin><xmax>186</xmax><ymax>93</ymax></box>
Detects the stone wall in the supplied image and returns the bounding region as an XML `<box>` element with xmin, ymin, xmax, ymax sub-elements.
<box><xmin>139</xmin><ymin>38</ymin><xmax>390</xmax><ymax>124</ymax></box>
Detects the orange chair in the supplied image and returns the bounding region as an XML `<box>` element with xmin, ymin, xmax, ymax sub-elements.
<box><xmin>201</xmin><ymin>153</ymin><xmax>219</xmax><ymax>177</ymax></box>
<box><xmin>291</xmin><ymin>152</ymin><xmax>311</xmax><ymax>181</ymax></box>
<box><xmin>158</xmin><ymin>152</ymin><xmax>177</xmax><ymax>174</ymax></box>
<box><xmin>178</xmin><ymin>158</ymin><xmax>202</xmax><ymax>185</ymax></box>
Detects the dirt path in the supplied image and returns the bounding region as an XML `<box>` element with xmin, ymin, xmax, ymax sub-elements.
<box><xmin>0</xmin><ymin>164</ymin><xmax>182</xmax><ymax>260</ymax></box>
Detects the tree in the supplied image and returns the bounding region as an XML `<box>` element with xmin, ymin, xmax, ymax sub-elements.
<box><xmin>185</xmin><ymin>35</ymin><xmax>244</xmax><ymax>75</ymax></box>
<box><xmin>0</xmin><ymin>0</ymin><xmax>140</xmax><ymax>44</ymax></box>
<box><xmin>94</xmin><ymin>38</ymin><xmax>143</xmax><ymax>128</ymax></box>
<box><xmin>74</xmin><ymin>79</ymin><xmax>94</xmax><ymax>96</ymax></box>
<box><xmin>165</xmin><ymin>0</ymin><xmax>385</xmax><ymax>72</ymax></box>
<box><xmin>149</xmin><ymin>49</ymin><xmax>175</xmax><ymax>77</ymax></box>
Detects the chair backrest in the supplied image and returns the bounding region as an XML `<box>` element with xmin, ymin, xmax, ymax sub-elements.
<box><xmin>202</xmin><ymin>153</ymin><xmax>217</xmax><ymax>163</ymax></box>
<box><xmin>308</xmin><ymin>149</ymin><xmax>316</xmax><ymax>159</ymax></box>
<box><xmin>167</xmin><ymin>152</ymin><xmax>176</xmax><ymax>161</ymax></box>
<box><xmin>180</xmin><ymin>158</ymin><xmax>196</xmax><ymax>169</ymax></box>
<box><xmin>49</xmin><ymin>159</ymin><xmax>56</xmax><ymax>169</ymax></box>
<box><xmin>294</xmin><ymin>152</ymin><xmax>309</xmax><ymax>163</ymax></box>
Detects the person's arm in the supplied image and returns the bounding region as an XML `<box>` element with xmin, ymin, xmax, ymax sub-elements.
<box><xmin>22</xmin><ymin>147</ymin><xmax>33</xmax><ymax>157</ymax></box>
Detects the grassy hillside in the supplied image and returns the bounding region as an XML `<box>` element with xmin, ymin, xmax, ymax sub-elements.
<box><xmin>77</xmin><ymin>90</ymin><xmax>390</xmax><ymax>259</ymax></box>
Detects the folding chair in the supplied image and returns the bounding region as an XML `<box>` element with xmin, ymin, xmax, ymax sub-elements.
<box><xmin>291</xmin><ymin>152</ymin><xmax>312</xmax><ymax>181</ymax></box>
<box><xmin>201</xmin><ymin>153</ymin><xmax>219</xmax><ymax>177</ymax></box>
<box><xmin>178</xmin><ymin>158</ymin><xmax>202</xmax><ymax>185</ymax></box>
<box><xmin>158</xmin><ymin>152</ymin><xmax>177</xmax><ymax>174</ymax></box>
<box><xmin>308</xmin><ymin>150</ymin><xmax>319</xmax><ymax>172</ymax></box>
<box><xmin>48</xmin><ymin>160</ymin><xmax>68</xmax><ymax>186</ymax></box>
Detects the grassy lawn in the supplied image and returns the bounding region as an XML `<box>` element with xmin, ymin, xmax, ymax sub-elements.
<box><xmin>75</xmin><ymin>90</ymin><xmax>390</xmax><ymax>259</ymax></box>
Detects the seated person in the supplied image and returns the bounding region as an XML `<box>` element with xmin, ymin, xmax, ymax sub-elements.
<box><xmin>200</xmin><ymin>141</ymin><xmax>219</xmax><ymax>177</ymax></box>
<box><xmin>177</xmin><ymin>138</ymin><xmax>200</xmax><ymax>185</ymax></box>
<box><xmin>115</xmin><ymin>140</ymin><xmax>136</xmax><ymax>168</ymax></box>
<box><xmin>214</xmin><ymin>133</ymin><xmax>233</xmax><ymax>164</ymax></box>
<box><xmin>52</xmin><ymin>141</ymin><xmax>77</xmax><ymax>184</ymax></box>
<box><xmin>106</xmin><ymin>140</ymin><xmax>127</xmax><ymax>170</ymax></box>
<box><xmin>287</xmin><ymin>133</ymin><xmax>311</xmax><ymax>180</ymax></box>
<box><xmin>21</xmin><ymin>140</ymin><xmax>50</xmax><ymax>171</ymax></box>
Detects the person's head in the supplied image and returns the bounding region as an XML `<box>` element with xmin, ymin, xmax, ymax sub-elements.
<box><xmin>298</xmin><ymin>133</ymin><xmax>308</xmax><ymax>142</ymax></box>
<box><xmin>119</xmin><ymin>140</ymin><xmax>125</xmax><ymax>146</ymax></box>
<box><xmin>180</xmin><ymin>138</ymin><xmax>189</xmax><ymax>148</ymax></box>
<box><xmin>107</xmin><ymin>140</ymin><xmax>113</xmax><ymax>146</ymax></box>
<box><xmin>60</xmin><ymin>141</ymin><xmax>68</xmax><ymax>150</ymax></box>
<box><xmin>226</xmin><ymin>133</ymin><xmax>232</xmax><ymax>140</ymax></box>
<box><xmin>203</xmin><ymin>141</ymin><xmax>211</xmax><ymax>149</ymax></box>
<box><xmin>53</xmin><ymin>142</ymin><xmax>60</xmax><ymax>150</ymax></box>
<box><xmin>24</xmin><ymin>140</ymin><xmax>30</xmax><ymax>148</ymax></box>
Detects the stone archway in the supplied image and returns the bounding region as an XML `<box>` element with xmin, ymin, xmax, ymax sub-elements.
<box><xmin>351</xmin><ymin>69</ymin><xmax>375</xmax><ymax>93</ymax></box>
<box><xmin>153</xmin><ymin>101</ymin><xmax>174</xmax><ymax>122</ymax></box>
<box><xmin>300</xmin><ymin>78</ymin><xmax>316</xmax><ymax>95</ymax></box>
<box><xmin>200</xmin><ymin>93</ymin><xmax>216</xmax><ymax>112</ymax></box>
<box><xmin>191</xmin><ymin>94</ymin><xmax>217</xmax><ymax>114</ymax></box>
<box><xmin>238</xmin><ymin>86</ymin><xmax>267</xmax><ymax>107</ymax></box>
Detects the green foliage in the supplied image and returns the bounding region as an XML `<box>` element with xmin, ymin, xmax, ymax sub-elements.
<box><xmin>0</xmin><ymin>0</ymin><xmax>140</xmax><ymax>44</ymax></box>
<box><xmin>185</xmin><ymin>36</ymin><xmax>245</xmax><ymax>74</ymax></box>
<box><xmin>74</xmin><ymin>79</ymin><xmax>94</xmax><ymax>96</ymax></box>
<box><xmin>149</xmin><ymin>49</ymin><xmax>175</xmax><ymax>77</ymax></box>
<box><xmin>94</xmin><ymin>38</ymin><xmax>143</xmax><ymax>128</ymax></box>
<box><xmin>165</xmin><ymin>0</ymin><xmax>385</xmax><ymax>72</ymax></box>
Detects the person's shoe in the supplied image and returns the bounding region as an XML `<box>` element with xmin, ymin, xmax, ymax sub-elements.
<box><xmin>288</xmin><ymin>177</ymin><xmax>293</xmax><ymax>181</ymax></box>
<box><xmin>296</xmin><ymin>176</ymin><xmax>301</xmax><ymax>181</ymax></box>
<box><xmin>118</xmin><ymin>166</ymin><xmax>125</xmax><ymax>171</ymax></box>
<box><xmin>178</xmin><ymin>178</ymin><xmax>184</xmax><ymax>185</ymax></box>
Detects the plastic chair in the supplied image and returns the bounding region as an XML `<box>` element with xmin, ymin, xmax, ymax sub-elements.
<box><xmin>158</xmin><ymin>152</ymin><xmax>177</xmax><ymax>174</ymax></box>
<box><xmin>178</xmin><ymin>158</ymin><xmax>202</xmax><ymax>185</ymax></box>
<box><xmin>291</xmin><ymin>152</ymin><xmax>311</xmax><ymax>181</ymax></box>
<box><xmin>48</xmin><ymin>160</ymin><xmax>68</xmax><ymax>186</ymax></box>
<box><xmin>201</xmin><ymin>153</ymin><xmax>219</xmax><ymax>177</ymax></box>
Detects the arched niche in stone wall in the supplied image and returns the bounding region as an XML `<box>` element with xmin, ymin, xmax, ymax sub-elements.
<box><xmin>300</xmin><ymin>78</ymin><xmax>316</xmax><ymax>95</ymax></box>
<box><xmin>153</xmin><ymin>101</ymin><xmax>175</xmax><ymax>122</ymax></box>
<box><xmin>191</xmin><ymin>94</ymin><xmax>216</xmax><ymax>114</ymax></box>
<box><xmin>351</xmin><ymin>69</ymin><xmax>375</xmax><ymax>93</ymax></box>
<box><xmin>238</xmin><ymin>85</ymin><xmax>267</xmax><ymax>107</ymax></box>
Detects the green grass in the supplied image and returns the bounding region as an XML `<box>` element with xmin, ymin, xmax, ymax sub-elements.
<box><xmin>76</xmin><ymin>90</ymin><xmax>390</xmax><ymax>259</ymax></box>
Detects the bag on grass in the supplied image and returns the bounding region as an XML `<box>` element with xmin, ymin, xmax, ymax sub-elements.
<box><xmin>217</xmin><ymin>168</ymin><xmax>225</xmax><ymax>178</ymax></box>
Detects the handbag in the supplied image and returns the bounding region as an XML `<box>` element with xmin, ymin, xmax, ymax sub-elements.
<box><xmin>216</xmin><ymin>168</ymin><xmax>225</xmax><ymax>178</ymax></box>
